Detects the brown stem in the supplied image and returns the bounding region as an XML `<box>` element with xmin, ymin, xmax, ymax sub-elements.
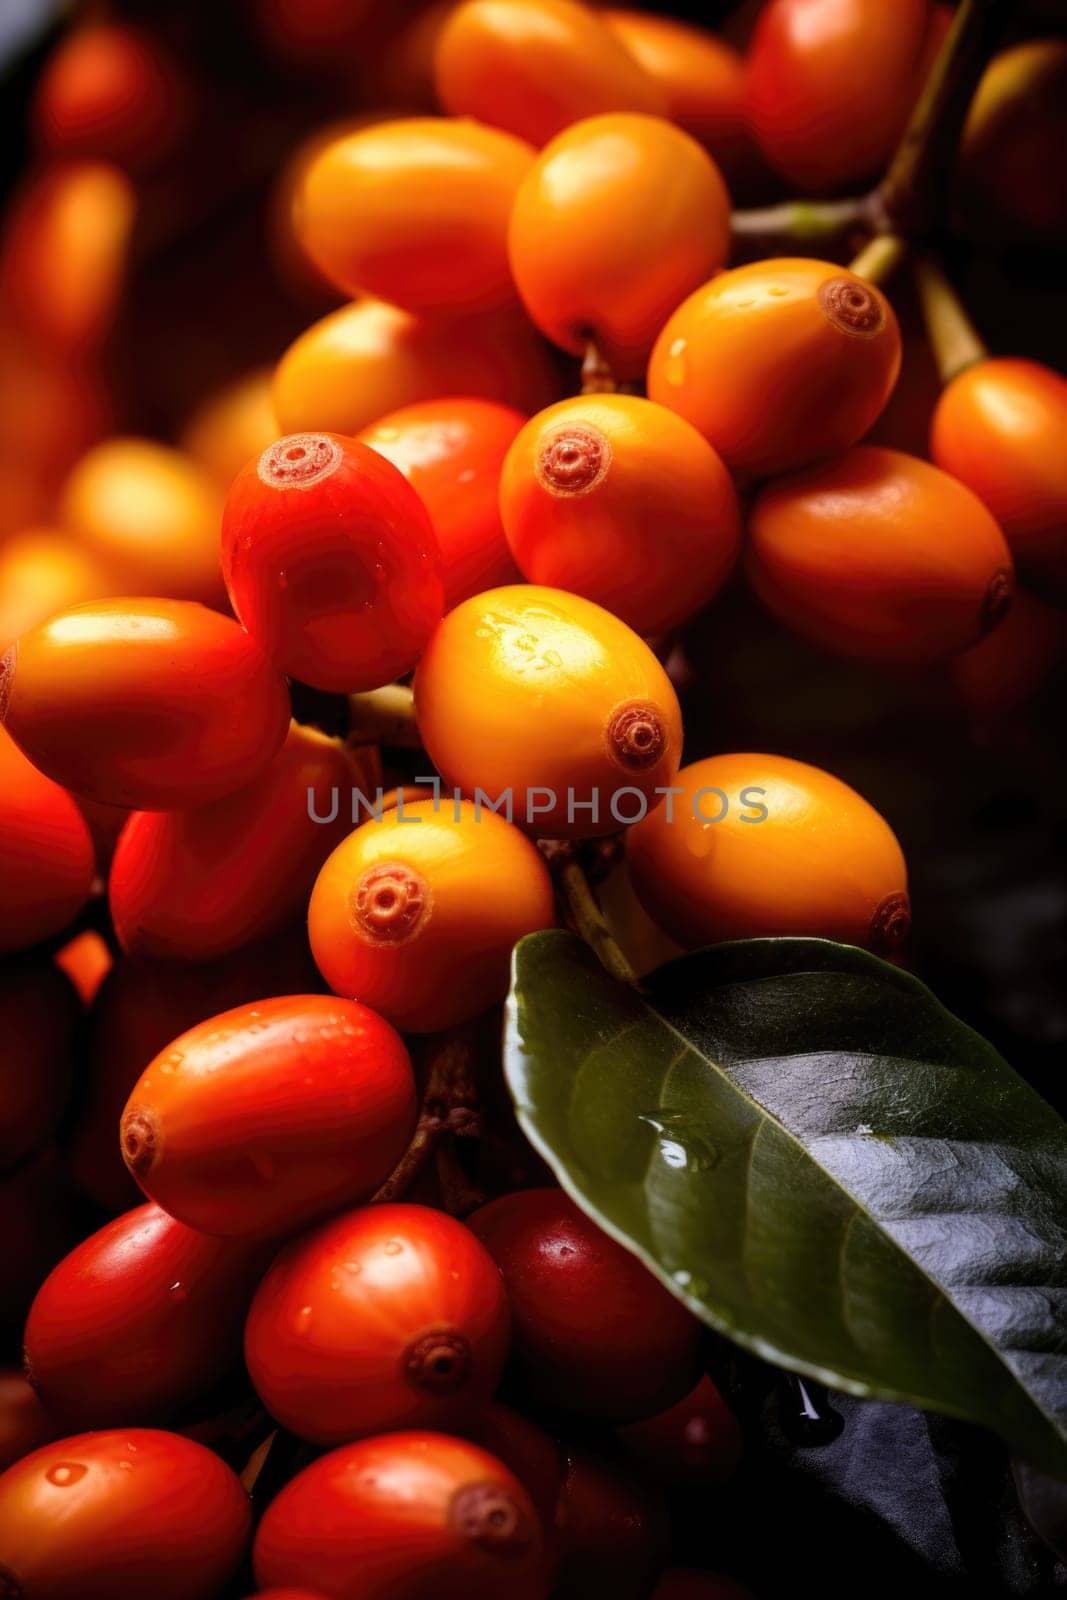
<box><xmin>730</xmin><ymin>196</ymin><xmax>868</xmax><ymax>252</ymax></box>
<box><xmin>371</xmin><ymin>1028</ymin><xmax>481</xmax><ymax>1205</ymax></box>
<box><xmin>346</xmin><ymin>683</ymin><xmax>421</xmax><ymax>750</ymax></box>
<box><xmin>581</xmin><ymin>339</ymin><xmax>617</xmax><ymax>394</ymax></box>
<box><xmin>849</xmin><ymin>234</ymin><xmax>908</xmax><ymax>287</ymax></box>
<box><xmin>549</xmin><ymin>850</ymin><xmax>639</xmax><ymax>988</ymax></box>
<box><xmin>435</xmin><ymin>1140</ymin><xmax>487</xmax><ymax>1219</ymax></box>
<box><xmin>912</xmin><ymin>255</ymin><xmax>988</xmax><ymax>384</ymax></box>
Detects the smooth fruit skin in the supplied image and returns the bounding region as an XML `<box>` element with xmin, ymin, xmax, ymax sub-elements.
<box><xmin>0</xmin><ymin>599</ymin><xmax>291</xmax><ymax>810</ymax></box>
<box><xmin>296</xmin><ymin>118</ymin><xmax>533</xmax><ymax>312</ymax></box>
<box><xmin>0</xmin><ymin>1370</ymin><xmax>58</xmax><ymax>1475</ymax></box>
<box><xmin>359</xmin><ymin>397</ymin><xmax>525</xmax><ymax>607</ymax></box>
<box><xmin>746</xmin><ymin>0</ymin><xmax>937</xmax><ymax>192</ymax></box>
<box><xmin>647</xmin><ymin>258</ymin><xmax>901</xmax><ymax>481</ymax></box>
<box><xmin>433</xmin><ymin>0</ymin><xmax>664</xmax><ymax>148</ymax></box>
<box><xmin>930</xmin><ymin>358</ymin><xmax>1067</xmax><ymax>597</ymax></box>
<box><xmin>414</xmin><ymin>585</ymin><xmax>682</xmax><ymax>839</ymax></box>
<box><xmin>951</xmin><ymin>588</ymin><xmax>1065</xmax><ymax>724</ymax></box>
<box><xmin>468</xmin><ymin>1189</ymin><xmax>701</xmax><ymax>1421</ymax></box>
<box><xmin>500</xmin><ymin>394</ymin><xmax>739</xmax><ymax>635</ymax></box>
<box><xmin>958</xmin><ymin>41</ymin><xmax>1067</xmax><ymax>246</ymax></box>
<box><xmin>509</xmin><ymin>113</ymin><xmax>730</xmax><ymax>380</ymax></box>
<box><xmin>0</xmin><ymin>725</ymin><xmax>96</xmax><ymax>955</ymax></box>
<box><xmin>24</xmin><ymin>1203</ymin><xmax>267</xmax><ymax>1430</ymax></box>
<box><xmin>616</xmin><ymin>1374</ymin><xmax>743</xmax><ymax>1487</ymax></box>
<box><xmin>245</xmin><ymin>1203</ymin><xmax>510</xmax><ymax>1445</ymax></box>
<box><xmin>552</xmin><ymin>1446</ymin><xmax>669</xmax><ymax>1600</ymax></box>
<box><xmin>746</xmin><ymin>447</ymin><xmax>1015</xmax><ymax>664</ymax></box>
<box><xmin>626</xmin><ymin>752</ymin><xmax>910</xmax><ymax>953</ymax></box>
<box><xmin>222</xmin><ymin>431</ymin><xmax>443</xmax><ymax>692</ymax></box>
<box><xmin>120</xmin><ymin>995</ymin><xmax>417</xmax><ymax>1238</ymax></box>
<box><xmin>109</xmin><ymin>724</ymin><xmax>369</xmax><ymax>963</ymax></box>
<box><xmin>181</xmin><ymin>366</ymin><xmax>279</xmax><ymax>489</ymax></box>
<box><xmin>59</xmin><ymin>438</ymin><xmax>225</xmax><ymax>605</ymax></box>
<box><xmin>0</xmin><ymin>964</ymin><xmax>78</xmax><ymax>1169</ymax></box>
<box><xmin>309</xmin><ymin>798</ymin><xmax>555</xmax><ymax>1032</ymax></box>
<box><xmin>0</xmin><ymin>1428</ymin><xmax>251</xmax><ymax>1600</ymax></box>
<box><xmin>253</xmin><ymin>1430</ymin><xmax>546</xmax><ymax>1600</ymax></box>
<box><xmin>273</xmin><ymin>298</ymin><xmax>557</xmax><ymax>437</ymax></box>
<box><xmin>0</xmin><ymin>528</ymin><xmax>112</xmax><ymax>652</ymax></box>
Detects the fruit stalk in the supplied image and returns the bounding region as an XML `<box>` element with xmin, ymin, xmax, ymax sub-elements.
<box><xmin>730</xmin><ymin>196</ymin><xmax>868</xmax><ymax>254</ymax></box>
<box><xmin>849</xmin><ymin>234</ymin><xmax>907</xmax><ymax>287</ymax></box>
<box><xmin>371</xmin><ymin>1028</ymin><xmax>481</xmax><ymax>1204</ymax></box>
<box><xmin>551</xmin><ymin>850</ymin><xmax>638</xmax><ymax>988</ymax></box>
<box><xmin>581</xmin><ymin>338</ymin><xmax>617</xmax><ymax>394</ymax></box>
<box><xmin>912</xmin><ymin>253</ymin><xmax>988</xmax><ymax>383</ymax></box>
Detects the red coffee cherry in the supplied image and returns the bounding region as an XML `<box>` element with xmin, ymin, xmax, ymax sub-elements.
<box><xmin>120</xmin><ymin>995</ymin><xmax>417</xmax><ymax>1238</ymax></box>
<box><xmin>0</xmin><ymin>724</ymin><xmax>96</xmax><ymax>956</ymax></box>
<box><xmin>616</xmin><ymin>1375</ymin><xmax>743</xmax><ymax>1487</ymax></box>
<box><xmin>0</xmin><ymin>1429</ymin><xmax>251</xmax><ymax>1600</ymax></box>
<box><xmin>253</xmin><ymin>1431</ymin><xmax>547</xmax><ymax>1600</ymax></box>
<box><xmin>553</xmin><ymin>1446</ymin><xmax>670</xmax><ymax>1600</ymax></box>
<box><xmin>222</xmin><ymin>431</ymin><xmax>444</xmax><ymax>693</ymax></box>
<box><xmin>0</xmin><ymin>1369</ymin><xmax>58</xmax><ymax>1475</ymax></box>
<box><xmin>0</xmin><ymin>964</ymin><xmax>79</xmax><ymax>1170</ymax></box>
<box><xmin>245</xmin><ymin>1203</ymin><xmax>510</xmax><ymax>1445</ymax></box>
<box><xmin>468</xmin><ymin>1189</ymin><xmax>701</xmax><ymax>1421</ymax></box>
<box><xmin>24</xmin><ymin>1203</ymin><xmax>267</xmax><ymax>1430</ymax></box>
<box><xmin>0</xmin><ymin>599</ymin><xmax>291</xmax><ymax>810</ymax></box>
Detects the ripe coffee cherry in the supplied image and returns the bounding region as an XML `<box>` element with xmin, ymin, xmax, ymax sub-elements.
<box><xmin>500</xmin><ymin>394</ymin><xmax>739</xmax><ymax>635</ymax></box>
<box><xmin>245</xmin><ymin>1203</ymin><xmax>510</xmax><ymax>1445</ymax></box>
<box><xmin>652</xmin><ymin>1573</ymin><xmax>754</xmax><ymax>1600</ymax></box>
<box><xmin>434</xmin><ymin>0</ymin><xmax>664</xmax><ymax>147</ymax></box>
<box><xmin>0</xmin><ymin>725</ymin><xmax>95</xmax><ymax>955</ymax></box>
<box><xmin>309</xmin><ymin>799</ymin><xmax>555</xmax><ymax>1032</ymax></box>
<box><xmin>648</xmin><ymin>259</ymin><xmax>901</xmax><ymax>480</ymax></box>
<box><xmin>120</xmin><ymin>995</ymin><xmax>416</xmax><ymax>1238</ymax></box>
<box><xmin>627</xmin><ymin>752</ymin><xmax>910</xmax><ymax>955</ymax></box>
<box><xmin>109</xmin><ymin>724</ymin><xmax>372</xmax><ymax>962</ymax></box>
<box><xmin>930</xmin><ymin>358</ymin><xmax>1067</xmax><ymax>597</ymax></box>
<box><xmin>951</xmin><ymin>589</ymin><xmax>1065</xmax><ymax>723</ymax></box>
<box><xmin>296</xmin><ymin>118</ymin><xmax>533</xmax><ymax>312</ymax></box>
<box><xmin>359</xmin><ymin>398</ymin><xmax>525</xmax><ymax>607</ymax></box>
<box><xmin>959</xmin><ymin>41</ymin><xmax>1067</xmax><ymax>246</ymax></box>
<box><xmin>24</xmin><ymin>1203</ymin><xmax>267</xmax><ymax>1430</ymax></box>
<box><xmin>553</xmin><ymin>1446</ymin><xmax>669</xmax><ymax>1600</ymax></box>
<box><xmin>253</xmin><ymin>1431</ymin><xmax>546</xmax><ymax>1600</ymax></box>
<box><xmin>273</xmin><ymin>299</ymin><xmax>558</xmax><ymax>439</ymax></box>
<box><xmin>509</xmin><ymin>114</ymin><xmax>730</xmax><ymax>380</ymax></box>
<box><xmin>0</xmin><ymin>964</ymin><xmax>78</xmax><ymax>1168</ymax></box>
<box><xmin>0</xmin><ymin>528</ymin><xmax>111</xmax><ymax>651</ymax></box>
<box><xmin>468</xmin><ymin>1189</ymin><xmax>701</xmax><ymax>1421</ymax></box>
<box><xmin>616</xmin><ymin>1375</ymin><xmax>743</xmax><ymax>1487</ymax></box>
<box><xmin>181</xmin><ymin>366</ymin><xmax>278</xmax><ymax>489</ymax></box>
<box><xmin>0</xmin><ymin>599</ymin><xmax>290</xmax><ymax>810</ymax></box>
<box><xmin>746</xmin><ymin>0</ymin><xmax>942</xmax><ymax>192</ymax></box>
<box><xmin>0</xmin><ymin>1429</ymin><xmax>251</xmax><ymax>1600</ymax></box>
<box><xmin>414</xmin><ymin>585</ymin><xmax>682</xmax><ymax>839</ymax></box>
<box><xmin>222</xmin><ymin>431</ymin><xmax>443</xmax><ymax>692</ymax></box>
<box><xmin>746</xmin><ymin>447</ymin><xmax>1015</xmax><ymax>663</ymax></box>
<box><xmin>59</xmin><ymin>438</ymin><xmax>225</xmax><ymax>605</ymax></box>
<box><xmin>0</xmin><ymin>1370</ymin><xmax>57</xmax><ymax>1475</ymax></box>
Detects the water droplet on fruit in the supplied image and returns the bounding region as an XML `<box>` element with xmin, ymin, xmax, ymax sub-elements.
<box><xmin>384</xmin><ymin>1241</ymin><xmax>402</xmax><ymax>1256</ymax></box>
<box><xmin>168</xmin><ymin>1281</ymin><xmax>187</xmax><ymax>1301</ymax></box>
<box><xmin>46</xmin><ymin>1463</ymin><xmax>88</xmax><ymax>1487</ymax></box>
<box><xmin>663</xmin><ymin>337</ymin><xmax>688</xmax><ymax>386</ymax></box>
<box><xmin>295</xmin><ymin>1305</ymin><xmax>313</xmax><ymax>1334</ymax></box>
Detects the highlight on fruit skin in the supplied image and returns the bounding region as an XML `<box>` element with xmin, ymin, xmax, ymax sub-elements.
<box><xmin>745</xmin><ymin>446</ymin><xmax>1015</xmax><ymax>664</ymax></box>
<box><xmin>308</xmin><ymin>797</ymin><xmax>556</xmax><ymax>1032</ymax></box>
<box><xmin>625</xmin><ymin>752</ymin><xmax>911</xmax><ymax>955</ymax></box>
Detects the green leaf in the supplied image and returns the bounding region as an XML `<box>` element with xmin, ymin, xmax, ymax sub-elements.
<box><xmin>505</xmin><ymin>931</ymin><xmax>1067</xmax><ymax>1477</ymax></box>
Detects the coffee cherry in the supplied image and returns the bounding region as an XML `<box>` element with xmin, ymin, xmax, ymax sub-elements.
<box><xmin>434</xmin><ymin>0</ymin><xmax>664</xmax><ymax>147</ymax></box>
<box><xmin>746</xmin><ymin>0</ymin><xmax>942</xmax><ymax>192</ymax></box>
<box><xmin>0</xmin><ymin>964</ymin><xmax>78</xmax><ymax>1169</ymax></box>
<box><xmin>467</xmin><ymin>1403</ymin><xmax>563</xmax><ymax>1537</ymax></box>
<box><xmin>309</xmin><ymin>798</ymin><xmax>555</xmax><ymax>1032</ymax></box>
<box><xmin>951</xmin><ymin>589</ymin><xmax>1065</xmax><ymax>723</ymax></box>
<box><xmin>414</xmin><ymin>585</ymin><xmax>682</xmax><ymax>839</ymax></box>
<box><xmin>616</xmin><ymin>1375</ymin><xmax>743</xmax><ymax>1487</ymax></box>
<box><xmin>651</xmin><ymin>1572</ymin><xmax>754</xmax><ymax>1600</ymax></box>
<box><xmin>0</xmin><ymin>725</ymin><xmax>96</xmax><ymax>955</ymax></box>
<box><xmin>0</xmin><ymin>599</ymin><xmax>291</xmax><ymax>809</ymax></box>
<box><xmin>627</xmin><ymin>752</ymin><xmax>910</xmax><ymax>955</ymax></box>
<box><xmin>747</xmin><ymin>446</ymin><xmax>1016</xmax><ymax>663</ymax></box>
<box><xmin>648</xmin><ymin>259</ymin><xmax>901</xmax><ymax>480</ymax></box>
<box><xmin>253</xmin><ymin>1431</ymin><xmax>546</xmax><ymax>1600</ymax></box>
<box><xmin>181</xmin><ymin>366</ymin><xmax>278</xmax><ymax>490</ymax></box>
<box><xmin>120</xmin><ymin>995</ymin><xmax>416</xmax><ymax>1237</ymax></box>
<box><xmin>0</xmin><ymin>528</ymin><xmax>112</xmax><ymax>652</ymax></box>
<box><xmin>359</xmin><ymin>398</ymin><xmax>526</xmax><ymax>607</ymax></box>
<box><xmin>468</xmin><ymin>1189</ymin><xmax>700</xmax><ymax>1421</ymax></box>
<box><xmin>109</xmin><ymin>724</ymin><xmax>369</xmax><ymax>963</ymax></box>
<box><xmin>245</xmin><ymin>1202</ymin><xmax>510</xmax><ymax>1445</ymax></box>
<box><xmin>930</xmin><ymin>357</ymin><xmax>1067</xmax><ymax>597</ymax></box>
<box><xmin>24</xmin><ymin>1203</ymin><xmax>266</xmax><ymax>1429</ymax></box>
<box><xmin>959</xmin><ymin>40</ymin><xmax>1067</xmax><ymax>246</ymax></box>
<box><xmin>500</xmin><ymin>394</ymin><xmax>739</xmax><ymax>635</ymax></box>
<box><xmin>59</xmin><ymin>438</ymin><xmax>225</xmax><ymax>605</ymax></box>
<box><xmin>296</xmin><ymin>118</ymin><xmax>533</xmax><ymax>312</ymax></box>
<box><xmin>0</xmin><ymin>1370</ymin><xmax>57</xmax><ymax>1475</ymax></box>
<box><xmin>552</xmin><ymin>1446</ymin><xmax>670</xmax><ymax>1600</ymax></box>
<box><xmin>0</xmin><ymin>1429</ymin><xmax>251</xmax><ymax>1600</ymax></box>
<box><xmin>509</xmin><ymin>114</ymin><xmax>730</xmax><ymax>379</ymax></box>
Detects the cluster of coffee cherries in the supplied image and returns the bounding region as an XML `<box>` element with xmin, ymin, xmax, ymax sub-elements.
<box><xmin>2</xmin><ymin>0</ymin><xmax>1066</xmax><ymax>1596</ymax></box>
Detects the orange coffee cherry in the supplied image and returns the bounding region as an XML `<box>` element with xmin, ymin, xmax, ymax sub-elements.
<box><xmin>0</xmin><ymin>527</ymin><xmax>112</xmax><ymax>651</ymax></box>
<box><xmin>746</xmin><ymin>446</ymin><xmax>1015</xmax><ymax>664</ymax></box>
<box><xmin>414</xmin><ymin>585</ymin><xmax>683</xmax><ymax>838</ymax></box>
<box><xmin>930</xmin><ymin>358</ymin><xmax>1067</xmax><ymax>598</ymax></box>
<box><xmin>509</xmin><ymin>113</ymin><xmax>730</xmax><ymax>380</ymax></box>
<box><xmin>950</xmin><ymin>588</ymin><xmax>1065</xmax><ymax>723</ymax></box>
<box><xmin>626</xmin><ymin>752</ymin><xmax>910</xmax><ymax>956</ymax></box>
<box><xmin>958</xmin><ymin>41</ymin><xmax>1067</xmax><ymax>246</ymax></box>
<box><xmin>295</xmin><ymin>118</ymin><xmax>534</xmax><ymax>313</ymax></box>
<box><xmin>647</xmin><ymin>258</ymin><xmax>901</xmax><ymax>481</ymax></box>
<box><xmin>359</xmin><ymin>397</ymin><xmax>526</xmax><ymax>607</ymax></box>
<box><xmin>309</xmin><ymin>798</ymin><xmax>556</xmax><ymax>1032</ymax></box>
<box><xmin>433</xmin><ymin>0</ymin><xmax>664</xmax><ymax>148</ymax></box>
<box><xmin>59</xmin><ymin>438</ymin><xmax>225</xmax><ymax>606</ymax></box>
<box><xmin>181</xmin><ymin>366</ymin><xmax>279</xmax><ymax>489</ymax></box>
<box><xmin>1</xmin><ymin>598</ymin><xmax>291</xmax><ymax>809</ymax></box>
<box><xmin>273</xmin><ymin>298</ymin><xmax>558</xmax><ymax>437</ymax></box>
<box><xmin>500</xmin><ymin>394</ymin><xmax>739</xmax><ymax>635</ymax></box>
<box><xmin>0</xmin><ymin>724</ymin><xmax>96</xmax><ymax>956</ymax></box>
